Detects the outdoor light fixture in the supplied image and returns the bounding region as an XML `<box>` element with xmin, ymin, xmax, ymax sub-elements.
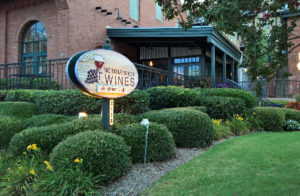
<box><xmin>243</xmin><ymin>68</ymin><xmax>248</xmax><ymax>73</ymax></box>
<box><xmin>78</xmin><ymin>112</ymin><xmax>88</xmax><ymax>119</ymax></box>
<box><xmin>95</xmin><ymin>6</ymin><xmax>102</xmax><ymax>10</ymax></box>
<box><xmin>149</xmin><ymin>61</ymin><xmax>153</xmax><ymax>67</ymax></box>
<box><xmin>101</xmin><ymin>9</ymin><xmax>107</xmax><ymax>13</ymax></box>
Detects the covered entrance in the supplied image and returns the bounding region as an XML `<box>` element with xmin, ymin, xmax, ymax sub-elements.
<box><xmin>107</xmin><ymin>26</ymin><xmax>242</xmax><ymax>88</ymax></box>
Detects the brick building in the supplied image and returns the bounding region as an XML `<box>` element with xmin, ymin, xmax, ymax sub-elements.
<box><xmin>0</xmin><ymin>0</ymin><xmax>242</xmax><ymax>89</ymax></box>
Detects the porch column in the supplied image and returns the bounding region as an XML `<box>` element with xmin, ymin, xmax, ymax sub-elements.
<box><xmin>201</xmin><ymin>47</ymin><xmax>206</xmax><ymax>76</ymax></box>
<box><xmin>211</xmin><ymin>45</ymin><xmax>216</xmax><ymax>88</ymax></box>
<box><xmin>167</xmin><ymin>47</ymin><xmax>173</xmax><ymax>85</ymax></box>
<box><xmin>223</xmin><ymin>53</ymin><xmax>227</xmax><ymax>83</ymax></box>
<box><xmin>231</xmin><ymin>59</ymin><xmax>235</xmax><ymax>81</ymax></box>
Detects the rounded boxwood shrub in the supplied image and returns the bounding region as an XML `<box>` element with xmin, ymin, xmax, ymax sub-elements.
<box><xmin>114</xmin><ymin>89</ymin><xmax>150</xmax><ymax>114</ymax></box>
<box><xmin>50</xmin><ymin>131</ymin><xmax>131</xmax><ymax>184</ymax></box>
<box><xmin>197</xmin><ymin>88</ymin><xmax>257</xmax><ymax>108</ymax></box>
<box><xmin>118</xmin><ymin>123</ymin><xmax>176</xmax><ymax>163</ymax></box>
<box><xmin>253</xmin><ymin>107</ymin><xmax>285</xmax><ymax>132</ymax></box>
<box><xmin>24</xmin><ymin>114</ymin><xmax>71</xmax><ymax>128</ymax></box>
<box><xmin>282</xmin><ymin>108</ymin><xmax>300</xmax><ymax>123</ymax></box>
<box><xmin>9</xmin><ymin>117</ymin><xmax>104</xmax><ymax>154</ymax></box>
<box><xmin>147</xmin><ymin>86</ymin><xmax>198</xmax><ymax>110</ymax></box>
<box><xmin>0</xmin><ymin>102</ymin><xmax>37</xmax><ymax>119</ymax></box>
<box><xmin>0</xmin><ymin>115</ymin><xmax>23</xmax><ymax>148</ymax></box>
<box><xmin>4</xmin><ymin>90</ymin><xmax>39</xmax><ymax>103</ymax></box>
<box><xmin>138</xmin><ymin>109</ymin><xmax>214</xmax><ymax>148</ymax></box>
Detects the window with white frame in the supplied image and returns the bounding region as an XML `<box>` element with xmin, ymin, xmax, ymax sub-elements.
<box><xmin>156</xmin><ymin>2</ymin><xmax>163</xmax><ymax>22</ymax></box>
<box><xmin>130</xmin><ymin>0</ymin><xmax>139</xmax><ymax>21</ymax></box>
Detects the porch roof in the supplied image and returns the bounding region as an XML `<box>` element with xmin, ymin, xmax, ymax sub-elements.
<box><xmin>107</xmin><ymin>26</ymin><xmax>242</xmax><ymax>62</ymax></box>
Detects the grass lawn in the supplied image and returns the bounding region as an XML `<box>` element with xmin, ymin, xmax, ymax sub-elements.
<box><xmin>142</xmin><ymin>132</ymin><xmax>300</xmax><ymax>196</ymax></box>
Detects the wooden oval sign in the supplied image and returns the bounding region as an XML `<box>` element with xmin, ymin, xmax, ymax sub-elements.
<box><xmin>66</xmin><ymin>49</ymin><xmax>139</xmax><ymax>99</ymax></box>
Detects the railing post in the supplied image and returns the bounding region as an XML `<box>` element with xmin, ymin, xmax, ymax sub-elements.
<box><xmin>48</xmin><ymin>60</ymin><xmax>52</xmax><ymax>90</ymax></box>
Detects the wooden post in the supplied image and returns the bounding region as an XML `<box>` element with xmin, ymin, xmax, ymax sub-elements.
<box><xmin>231</xmin><ymin>59</ymin><xmax>235</xmax><ymax>81</ymax></box>
<box><xmin>211</xmin><ymin>45</ymin><xmax>216</xmax><ymax>88</ymax></box>
<box><xmin>223</xmin><ymin>53</ymin><xmax>227</xmax><ymax>83</ymax></box>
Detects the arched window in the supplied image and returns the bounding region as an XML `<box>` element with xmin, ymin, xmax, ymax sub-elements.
<box><xmin>21</xmin><ymin>21</ymin><xmax>47</xmax><ymax>74</ymax></box>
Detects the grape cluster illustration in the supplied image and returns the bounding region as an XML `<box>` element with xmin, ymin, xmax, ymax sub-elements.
<box><xmin>85</xmin><ymin>69</ymin><xmax>99</xmax><ymax>84</ymax></box>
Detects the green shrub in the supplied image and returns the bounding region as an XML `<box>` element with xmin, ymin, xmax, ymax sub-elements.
<box><xmin>194</xmin><ymin>96</ymin><xmax>246</xmax><ymax>120</ymax></box>
<box><xmin>271</xmin><ymin>100</ymin><xmax>289</xmax><ymax>107</ymax></box>
<box><xmin>294</xmin><ymin>94</ymin><xmax>300</xmax><ymax>103</ymax></box>
<box><xmin>283</xmin><ymin>120</ymin><xmax>300</xmax><ymax>131</ymax></box>
<box><xmin>34</xmin><ymin>90</ymin><xmax>101</xmax><ymax>115</ymax></box>
<box><xmin>147</xmin><ymin>86</ymin><xmax>198</xmax><ymax>110</ymax></box>
<box><xmin>0</xmin><ymin>102</ymin><xmax>37</xmax><ymax>119</ymax></box>
<box><xmin>213</xmin><ymin>123</ymin><xmax>231</xmax><ymax>140</ymax></box>
<box><xmin>118</xmin><ymin>123</ymin><xmax>176</xmax><ymax>163</ymax></box>
<box><xmin>0</xmin><ymin>91</ymin><xmax>6</xmax><ymax>101</ymax></box>
<box><xmin>50</xmin><ymin>131</ymin><xmax>131</xmax><ymax>184</ymax></box>
<box><xmin>197</xmin><ymin>88</ymin><xmax>257</xmax><ymax>108</ymax></box>
<box><xmin>166</xmin><ymin>106</ymin><xmax>207</xmax><ymax>113</ymax></box>
<box><xmin>0</xmin><ymin>116</ymin><xmax>23</xmax><ymax>148</ymax></box>
<box><xmin>23</xmin><ymin>114</ymin><xmax>71</xmax><ymax>128</ymax></box>
<box><xmin>253</xmin><ymin>107</ymin><xmax>285</xmax><ymax>132</ymax></box>
<box><xmin>138</xmin><ymin>109</ymin><xmax>214</xmax><ymax>148</ymax></box>
<box><xmin>227</xmin><ymin>115</ymin><xmax>249</xmax><ymax>135</ymax></box>
<box><xmin>115</xmin><ymin>89</ymin><xmax>150</xmax><ymax>114</ymax></box>
<box><xmin>4</xmin><ymin>90</ymin><xmax>39</xmax><ymax>102</ymax></box>
<box><xmin>282</xmin><ymin>108</ymin><xmax>300</xmax><ymax>123</ymax></box>
<box><xmin>9</xmin><ymin>118</ymin><xmax>105</xmax><ymax>154</ymax></box>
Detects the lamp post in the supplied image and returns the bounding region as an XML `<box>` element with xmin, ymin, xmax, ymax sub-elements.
<box><xmin>141</xmin><ymin>119</ymin><xmax>150</xmax><ymax>165</ymax></box>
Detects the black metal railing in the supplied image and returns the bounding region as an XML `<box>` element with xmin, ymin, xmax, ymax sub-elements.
<box><xmin>0</xmin><ymin>59</ymin><xmax>211</xmax><ymax>90</ymax></box>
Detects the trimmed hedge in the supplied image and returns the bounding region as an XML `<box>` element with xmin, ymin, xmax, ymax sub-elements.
<box><xmin>0</xmin><ymin>102</ymin><xmax>37</xmax><ymax>119</ymax></box>
<box><xmin>34</xmin><ymin>90</ymin><xmax>101</xmax><ymax>115</ymax></box>
<box><xmin>166</xmin><ymin>106</ymin><xmax>207</xmax><ymax>113</ymax></box>
<box><xmin>50</xmin><ymin>131</ymin><xmax>131</xmax><ymax>184</ymax></box>
<box><xmin>282</xmin><ymin>108</ymin><xmax>300</xmax><ymax>122</ymax></box>
<box><xmin>118</xmin><ymin>123</ymin><xmax>176</xmax><ymax>163</ymax></box>
<box><xmin>9</xmin><ymin>118</ymin><xmax>105</xmax><ymax>154</ymax></box>
<box><xmin>253</xmin><ymin>107</ymin><xmax>285</xmax><ymax>132</ymax></box>
<box><xmin>115</xmin><ymin>89</ymin><xmax>150</xmax><ymax>114</ymax></box>
<box><xmin>3</xmin><ymin>90</ymin><xmax>39</xmax><ymax>102</ymax></box>
<box><xmin>23</xmin><ymin>114</ymin><xmax>71</xmax><ymax>128</ymax></box>
<box><xmin>194</xmin><ymin>96</ymin><xmax>246</xmax><ymax>120</ymax></box>
<box><xmin>198</xmin><ymin>88</ymin><xmax>257</xmax><ymax>108</ymax></box>
<box><xmin>147</xmin><ymin>86</ymin><xmax>198</xmax><ymax>110</ymax></box>
<box><xmin>0</xmin><ymin>116</ymin><xmax>23</xmax><ymax>148</ymax></box>
<box><xmin>138</xmin><ymin>109</ymin><xmax>214</xmax><ymax>148</ymax></box>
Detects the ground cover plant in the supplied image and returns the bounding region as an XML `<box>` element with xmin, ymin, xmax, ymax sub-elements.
<box><xmin>0</xmin><ymin>102</ymin><xmax>37</xmax><ymax>119</ymax></box>
<box><xmin>143</xmin><ymin>132</ymin><xmax>300</xmax><ymax>195</ymax></box>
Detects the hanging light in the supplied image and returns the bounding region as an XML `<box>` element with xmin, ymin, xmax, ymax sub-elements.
<box><xmin>149</xmin><ymin>61</ymin><xmax>153</xmax><ymax>67</ymax></box>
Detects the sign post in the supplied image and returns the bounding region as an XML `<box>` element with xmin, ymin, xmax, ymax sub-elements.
<box><xmin>66</xmin><ymin>38</ymin><xmax>138</xmax><ymax>131</ymax></box>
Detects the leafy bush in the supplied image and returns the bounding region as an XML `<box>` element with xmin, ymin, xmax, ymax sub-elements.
<box><xmin>253</xmin><ymin>107</ymin><xmax>285</xmax><ymax>132</ymax></box>
<box><xmin>0</xmin><ymin>116</ymin><xmax>23</xmax><ymax>148</ymax></box>
<box><xmin>147</xmin><ymin>86</ymin><xmax>198</xmax><ymax>110</ymax></box>
<box><xmin>9</xmin><ymin>118</ymin><xmax>105</xmax><ymax>154</ymax></box>
<box><xmin>271</xmin><ymin>100</ymin><xmax>289</xmax><ymax>107</ymax></box>
<box><xmin>294</xmin><ymin>94</ymin><xmax>300</xmax><ymax>103</ymax></box>
<box><xmin>4</xmin><ymin>90</ymin><xmax>39</xmax><ymax>102</ymax></box>
<box><xmin>212</xmin><ymin>119</ymin><xmax>231</xmax><ymax>140</ymax></box>
<box><xmin>32</xmin><ymin>163</ymin><xmax>102</xmax><ymax>195</ymax></box>
<box><xmin>115</xmin><ymin>89</ymin><xmax>150</xmax><ymax>114</ymax></box>
<box><xmin>283</xmin><ymin>120</ymin><xmax>300</xmax><ymax>131</ymax></box>
<box><xmin>197</xmin><ymin>88</ymin><xmax>257</xmax><ymax>108</ymax></box>
<box><xmin>226</xmin><ymin>114</ymin><xmax>249</xmax><ymax>135</ymax></box>
<box><xmin>167</xmin><ymin>106</ymin><xmax>207</xmax><ymax>113</ymax></box>
<box><xmin>0</xmin><ymin>78</ymin><xmax>60</xmax><ymax>90</ymax></box>
<box><xmin>138</xmin><ymin>109</ymin><xmax>214</xmax><ymax>148</ymax></box>
<box><xmin>24</xmin><ymin>114</ymin><xmax>71</xmax><ymax>128</ymax></box>
<box><xmin>50</xmin><ymin>131</ymin><xmax>131</xmax><ymax>184</ymax></box>
<box><xmin>0</xmin><ymin>91</ymin><xmax>6</xmax><ymax>101</ymax></box>
<box><xmin>34</xmin><ymin>90</ymin><xmax>101</xmax><ymax>115</ymax></box>
<box><xmin>0</xmin><ymin>102</ymin><xmax>37</xmax><ymax>119</ymax></box>
<box><xmin>194</xmin><ymin>96</ymin><xmax>246</xmax><ymax>120</ymax></box>
<box><xmin>118</xmin><ymin>123</ymin><xmax>176</xmax><ymax>163</ymax></box>
<box><xmin>282</xmin><ymin>108</ymin><xmax>300</xmax><ymax>123</ymax></box>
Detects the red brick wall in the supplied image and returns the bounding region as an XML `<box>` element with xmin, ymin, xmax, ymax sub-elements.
<box><xmin>0</xmin><ymin>0</ymin><xmax>177</xmax><ymax>64</ymax></box>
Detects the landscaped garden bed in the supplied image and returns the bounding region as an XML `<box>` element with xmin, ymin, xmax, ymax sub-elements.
<box><xmin>0</xmin><ymin>86</ymin><xmax>300</xmax><ymax>195</ymax></box>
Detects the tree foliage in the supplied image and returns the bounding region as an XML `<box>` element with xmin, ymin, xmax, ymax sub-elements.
<box><xmin>157</xmin><ymin>0</ymin><xmax>300</xmax><ymax>81</ymax></box>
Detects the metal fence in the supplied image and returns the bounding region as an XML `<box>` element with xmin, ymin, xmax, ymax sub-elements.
<box><xmin>0</xmin><ymin>58</ymin><xmax>211</xmax><ymax>90</ymax></box>
<box><xmin>238</xmin><ymin>79</ymin><xmax>300</xmax><ymax>98</ymax></box>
